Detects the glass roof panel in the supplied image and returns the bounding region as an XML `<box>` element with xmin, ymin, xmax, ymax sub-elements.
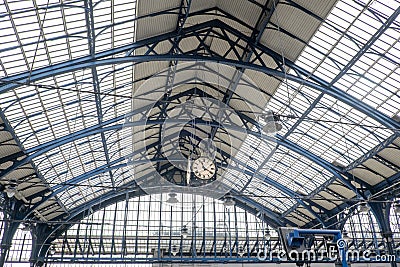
<box><xmin>0</xmin><ymin>0</ymin><xmax>398</xmax><ymax>222</ymax></box>
<box><xmin>262</xmin><ymin>0</ymin><xmax>398</xmax><ymax>211</ymax></box>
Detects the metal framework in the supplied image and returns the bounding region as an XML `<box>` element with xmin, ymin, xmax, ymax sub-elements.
<box><xmin>2</xmin><ymin>194</ymin><xmax>400</xmax><ymax>265</ymax></box>
<box><xmin>0</xmin><ymin>0</ymin><xmax>400</xmax><ymax>266</ymax></box>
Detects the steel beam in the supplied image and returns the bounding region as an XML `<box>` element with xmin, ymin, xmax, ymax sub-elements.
<box><xmin>0</xmin><ymin>108</ymin><xmax>68</xmax><ymax>216</ymax></box>
<box><xmin>84</xmin><ymin>0</ymin><xmax>115</xmax><ymax>189</ymax></box>
<box><xmin>281</xmin><ymin>4</ymin><xmax>400</xmax><ymax>172</ymax></box>
<box><xmin>0</xmin><ymin>197</ymin><xmax>28</xmax><ymax>267</ymax></box>
<box><xmin>3</xmin><ymin>116</ymin><xmax>360</xmax><ymax>196</ymax></box>
<box><xmin>2</xmin><ymin>114</ymin><xmax>363</xmax><ymax>210</ymax></box>
<box><xmin>1</xmin><ymin>20</ymin><xmax>399</xmax><ymax>133</ymax></box>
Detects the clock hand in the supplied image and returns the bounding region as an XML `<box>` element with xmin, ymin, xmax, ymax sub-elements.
<box><xmin>186</xmin><ymin>158</ymin><xmax>191</xmax><ymax>185</ymax></box>
<box><xmin>204</xmin><ymin>162</ymin><xmax>213</xmax><ymax>170</ymax></box>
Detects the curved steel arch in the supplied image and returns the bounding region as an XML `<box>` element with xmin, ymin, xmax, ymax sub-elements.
<box><xmin>12</xmin><ymin>82</ymin><xmax>372</xmax><ymax>194</ymax></box>
<box><xmin>2</xmin><ymin>114</ymin><xmax>364</xmax><ymax>196</ymax></box>
<box><xmin>1</xmin><ymin>82</ymin><xmax>367</xmax><ymax>200</ymax></box>
<box><xmin>54</xmin><ymin>175</ymin><xmax>293</xmax><ymax>229</ymax></box>
<box><xmin>1</xmin><ymin>20</ymin><xmax>399</xmax><ymax>133</ymax></box>
<box><xmin>1</xmin><ymin>16</ymin><xmax>395</xmax><ymax>237</ymax></box>
<box><xmin>5</xmin><ymin>117</ymin><xmax>362</xmax><ymax>196</ymax></box>
<box><xmin>34</xmin><ymin>187</ymin><xmax>292</xmax><ymax>261</ymax></box>
<box><xmin>23</xmin><ymin>128</ymin><xmax>325</xmax><ymax>226</ymax></box>
<box><xmin>0</xmin><ymin>82</ymin><xmax>367</xmax><ymax>226</ymax></box>
<box><xmin>18</xmin><ymin>118</ymin><xmax>360</xmax><ymax>227</ymax></box>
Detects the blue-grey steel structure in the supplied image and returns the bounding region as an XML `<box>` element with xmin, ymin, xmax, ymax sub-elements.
<box><xmin>0</xmin><ymin>0</ymin><xmax>399</xmax><ymax>266</ymax></box>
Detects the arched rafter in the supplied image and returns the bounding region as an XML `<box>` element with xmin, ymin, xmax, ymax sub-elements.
<box><xmin>1</xmin><ymin>13</ymin><xmax>399</xmax><ymax>239</ymax></box>
<box><xmin>0</xmin><ymin>19</ymin><xmax>398</xmax><ymax>135</ymax></box>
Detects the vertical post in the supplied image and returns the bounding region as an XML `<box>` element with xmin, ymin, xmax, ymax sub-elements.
<box><xmin>0</xmin><ymin>219</ymin><xmax>19</xmax><ymax>267</ymax></box>
<box><xmin>29</xmin><ymin>223</ymin><xmax>53</xmax><ymax>267</ymax></box>
<box><xmin>168</xmin><ymin>203</ymin><xmax>173</xmax><ymax>257</ymax></box>
<box><xmin>213</xmin><ymin>200</ymin><xmax>217</xmax><ymax>258</ymax></box>
<box><xmin>202</xmin><ymin>195</ymin><xmax>206</xmax><ymax>258</ymax></box>
<box><xmin>192</xmin><ymin>195</ymin><xmax>197</xmax><ymax>258</ymax></box>
<box><xmin>336</xmin><ymin>232</ymin><xmax>348</xmax><ymax>267</ymax></box>
<box><xmin>98</xmin><ymin>207</ymin><xmax>106</xmax><ymax>257</ymax></box>
<box><xmin>0</xmin><ymin>196</ymin><xmax>26</xmax><ymax>267</ymax></box>
<box><xmin>370</xmin><ymin>202</ymin><xmax>397</xmax><ymax>267</ymax></box>
<box><xmin>122</xmin><ymin>194</ymin><xmax>129</xmax><ymax>257</ymax></box>
<box><xmin>157</xmin><ymin>195</ymin><xmax>162</xmax><ymax>259</ymax></box>
<box><xmin>234</xmin><ymin>206</ymin><xmax>238</xmax><ymax>257</ymax></box>
<box><xmin>244</xmin><ymin>211</ymin><xmax>250</xmax><ymax>258</ymax></box>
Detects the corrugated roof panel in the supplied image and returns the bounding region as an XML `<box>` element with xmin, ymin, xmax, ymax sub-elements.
<box><xmin>135</xmin><ymin>0</ymin><xmax>180</xmax><ymax>40</ymax></box>
<box><xmin>362</xmin><ymin>159</ymin><xmax>397</xmax><ymax>178</ymax></box>
<box><xmin>218</xmin><ymin>0</ymin><xmax>262</xmax><ymax>30</ymax></box>
<box><xmin>327</xmin><ymin>181</ymin><xmax>357</xmax><ymax>199</ymax></box>
<box><xmin>2</xmin><ymin>165</ymin><xmax>34</xmax><ymax>181</ymax></box>
<box><xmin>178</xmin><ymin>36</ymin><xmax>202</xmax><ymax>53</ymax></box>
<box><xmin>378</xmin><ymin>147</ymin><xmax>400</xmax><ymax>167</ymax></box>
<box><xmin>293</xmin><ymin>0</ymin><xmax>339</xmax><ymax>18</ymax></box>
<box><xmin>136</xmin><ymin>13</ymin><xmax>178</xmax><ymax>40</ymax></box>
<box><xmin>286</xmin><ymin>213</ymin><xmax>308</xmax><ymax>226</ymax></box>
<box><xmin>0</xmin><ymin>142</ymin><xmax>19</xmax><ymax>158</ymax></box>
<box><xmin>137</xmin><ymin>0</ymin><xmax>180</xmax><ymax>16</ymax></box>
<box><xmin>244</xmin><ymin>68</ymin><xmax>280</xmax><ymax>96</ymax></box>
<box><xmin>312</xmin><ymin>196</ymin><xmax>340</xmax><ymax>210</ymax></box>
<box><xmin>296</xmin><ymin>207</ymin><xmax>316</xmax><ymax>219</ymax></box>
<box><xmin>190</xmin><ymin>0</ymin><xmax>218</xmax><ymax>13</ymax></box>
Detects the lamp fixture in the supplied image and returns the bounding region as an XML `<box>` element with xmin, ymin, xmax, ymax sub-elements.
<box><xmin>181</xmin><ymin>226</ymin><xmax>189</xmax><ymax>239</ymax></box>
<box><xmin>384</xmin><ymin>232</ymin><xmax>393</xmax><ymax>243</ymax></box>
<box><xmin>216</xmin><ymin>220</ymin><xmax>225</xmax><ymax>229</ymax></box>
<box><xmin>49</xmin><ymin>245</ymin><xmax>56</xmax><ymax>255</ymax></box>
<box><xmin>263</xmin><ymin>112</ymin><xmax>282</xmax><ymax>134</ymax></box>
<box><xmin>4</xmin><ymin>180</ymin><xmax>18</xmax><ymax>198</ymax></box>
<box><xmin>166</xmin><ymin>193</ymin><xmax>179</xmax><ymax>204</ymax></box>
<box><xmin>238</xmin><ymin>245</ymin><xmax>244</xmax><ymax>257</ymax></box>
<box><xmin>223</xmin><ymin>194</ymin><xmax>235</xmax><ymax>208</ymax></box>
<box><xmin>21</xmin><ymin>223</ymin><xmax>31</xmax><ymax>232</ymax></box>
<box><xmin>171</xmin><ymin>245</ymin><xmax>178</xmax><ymax>256</ymax></box>
<box><xmin>358</xmin><ymin>202</ymin><xmax>370</xmax><ymax>214</ymax></box>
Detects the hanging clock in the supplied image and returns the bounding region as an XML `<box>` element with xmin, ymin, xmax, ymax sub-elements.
<box><xmin>192</xmin><ymin>156</ymin><xmax>216</xmax><ymax>180</ymax></box>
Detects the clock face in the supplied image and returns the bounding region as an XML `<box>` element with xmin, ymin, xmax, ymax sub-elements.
<box><xmin>192</xmin><ymin>157</ymin><xmax>216</xmax><ymax>180</ymax></box>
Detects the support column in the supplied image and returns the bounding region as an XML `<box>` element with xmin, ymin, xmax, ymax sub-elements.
<box><xmin>0</xmin><ymin>219</ymin><xmax>19</xmax><ymax>267</ymax></box>
<box><xmin>30</xmin><ymin>223</ymin><xmax>54</xmax><ymax>267</ymax></box>
<box><xmin>370</xmin><ymin>202</ymin><xmax>397</xmax><ymax>267</ymax></box>
<box><xmin>0</xmin><ymin>196</ymin><xmax>26</xmax><ymax>267</ymax></box>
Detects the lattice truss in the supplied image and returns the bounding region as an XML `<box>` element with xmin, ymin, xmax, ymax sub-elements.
<box><xmin>0</xmin><ymin>0</ymin><xmax>399</xmax><ymax>265</ymax></box>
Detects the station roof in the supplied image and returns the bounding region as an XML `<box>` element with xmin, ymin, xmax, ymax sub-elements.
<box><xmin>0</xmin><ymin>0</ymin><xmax>399</xmax><ymax>229</ymax></box>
